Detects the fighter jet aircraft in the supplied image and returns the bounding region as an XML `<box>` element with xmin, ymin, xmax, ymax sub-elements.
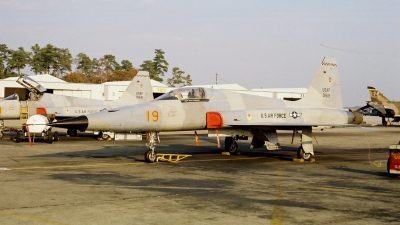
<box><xmin>50</xmin><ymin>57</ymin><xmax>364</xmax><ymax>162</ymax></box>
<box><xmin>0</xmin><ymin>71</ymin><xmax>153</xmax><ymax>139</ymax></box>
<box><xmin>360</xmin><ymin>86</ymin><xmax>400</xmax><ymax>126</ymax></box>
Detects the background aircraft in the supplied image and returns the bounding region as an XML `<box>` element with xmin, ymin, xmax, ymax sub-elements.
<box><xmin>359</xmin><ymin>86</ymin><xmax>400</xmax><ymax>126</ymax></box>
<box><xmin>0</xmin><ymin>71</ymin><xmax>153</xmax><ymax>139</ymax></box>
<box><xmin>51</xmin><ymin>57</ymin><xmax>364</xmax><ymax>162</ymax></box>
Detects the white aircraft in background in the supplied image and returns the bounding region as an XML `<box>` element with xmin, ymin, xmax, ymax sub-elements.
<box><xmin>0</xmin><ymin>71</ymin><xmax>153</xmax><ymax>139</ymax></box>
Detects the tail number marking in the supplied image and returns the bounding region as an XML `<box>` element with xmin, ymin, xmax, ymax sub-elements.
<box><xmin>322</xmin><ymin>88</ymin><xmax>331</xmax><ymax>98</ymax></box>
<box><xmin>136</xmin><ymin>92</ymin><xmax>144</xmax><ymax>99</ymax></box>
<box><xmin>147</xmin><ymin>110</ymin><xmax>159</xmax><ymax>122</ymax></box>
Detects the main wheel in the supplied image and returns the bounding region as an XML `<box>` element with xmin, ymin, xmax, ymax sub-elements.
<box><xmin>67</xmin><ymin>128</ymin><xmax>78</xmax><ymax>137</ymax></box>
<box><xmin>15</xmin><ymin>131</ymin><xmax>21</xmax><ymax>143</ymax></box>
<box><xmin>145</xmin><ymin>149</ymin><xmax>157</xmax><ymax>163</ymax></box>
<box><xmin>225</xmin><ymin>137</ymin><xmax>239</xmax><ymax>154</ymax></box>
<box><xmin>382</xmin><ymin>117</ymin><xmax>387</xmax><ymax>126</ymax></box>
<box><xmin>225</xmin><ymin>137</ymin><xmax>238</xmax><ymax>154</ymax></box>
<box><xmin>297</xmin><ymin>146</ymin><xmax>311</xmax><ymax>160</ymax></box>
<box><xmin>99</xmin><ymin>132</ymin><xmax>109</xmax><ymax>139</ymax></box>
<box><xmin>53</xmin><ymin>131</ymin><xmax>59</xmax><ymax>141</ymax></box>
<box><xmin>47</xmin><ymin>130</ymin><xmax>53</xmax><ymax>144</ymax></box>
<box><xmin>0</xmin><ymin>131</ymin><xmax>3</xmax><ymax>139</ymax></box>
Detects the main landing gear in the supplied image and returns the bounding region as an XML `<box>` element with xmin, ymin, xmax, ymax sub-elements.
<box><xmin>144</xmin><ymin>132</ymin><xmax>159</xmax><ymax>163</ymax></box>
<box><xmin>382</xmin><ymin>117</ymin><xmax>388</xmax><ymax>126</ymax></box>
<box><xmin>225</xmin><ymin>136</ymin><xmax>239</xmax><ymax>154</ymax></box>
<box><xmin>297</xmin><ymin>146</ymin><xmax>312</xmax><ymax>161</ymax></box>
<box><xmin>294</xmin><ymin>127</ymin><xmax>314</xmax><ymax>161</ymax></box>
<box><xmin>67</xmin><ymin>128</ymin><xmax>78</xmax><ymax>137</ymax></box>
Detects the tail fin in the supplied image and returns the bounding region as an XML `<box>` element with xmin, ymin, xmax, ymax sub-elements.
<box><xmin>298</xmin><ymin>57</ymin><xmax>343</xmax><ymax>108</ymax></box>
<box><xmin>367</xmin><ymin>86</ymin><xmax>389</xmax><ymax>102</ymax></box>
<box><xmin>118</xmin><ymin>71</ymin><xmax>154</xmax><ymax>103</ymax></box>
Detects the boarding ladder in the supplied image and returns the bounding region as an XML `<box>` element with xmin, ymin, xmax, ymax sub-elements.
<box><xmin>20</xmin><ymin>101</ymin><xmax>29</xmax><ymax>126</ymax></box>
<box><xmin>156</xmin><ymin>154</ymin><xmax>192</xmax><ymax>163</ymax></box>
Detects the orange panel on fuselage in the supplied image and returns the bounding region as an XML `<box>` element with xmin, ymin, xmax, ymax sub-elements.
<box><xmin>206</xmin><ymin>111</ymin><xmax>223</xmax><ymax>128</ymax></box>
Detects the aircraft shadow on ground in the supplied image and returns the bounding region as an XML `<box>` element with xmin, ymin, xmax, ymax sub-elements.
<box><xmin>17</xmin><ymin>129</ymin><xmax>309</xmax><ymax>162</ymax></box>
<box><xmin>27</xmin><ymin>141</ymin><xmax>302</xmax><ymax>163</ymax></box>
<box><xmin>327</xmin><ymin>165</ymin><xmax>388</xmax><ymax>178</ymax></box>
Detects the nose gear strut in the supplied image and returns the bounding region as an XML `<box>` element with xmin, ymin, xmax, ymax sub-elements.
<box><xmin>144</xmin><ymin>132</ymin><xmax>159</xmax><ymax>163</ymax></box>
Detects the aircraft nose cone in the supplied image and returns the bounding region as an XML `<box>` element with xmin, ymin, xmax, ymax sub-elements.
<box><xmin>49</xmin><ymin>116</ymin><xmax>89</xmax><ymax>131</ymax></box>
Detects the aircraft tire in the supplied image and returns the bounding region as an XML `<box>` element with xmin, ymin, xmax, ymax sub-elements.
<box><xmin>47</xmin><ymin>130</ymin><xmax>53</xmax><ymax>144</ymax></box>
<box><xmin>99</xmin><ymin>132</ymin><xmax>109</xmax><ymax>139</ymax></box>
<box><xmin>53</xmin><ymin>131</ymin><xmax>59</xmax><ymax>141</ymax></box>
<box><xmin>67</xmin><ymin>129</ymin><xmax>78</xmax><ymax>137</ymax></box>
<box><xmin>144</xmin><ymin>150</ymin><xmax>148</xmax><ymax>162</ymax></box>
<box><xmin>226</xmin><ymin>138</ymin><xmax>238</xmax><ymax>154</ymax></box>
<box><xmin>297</xmin><ymin>146</ymin><xmax>303</xmax><ymax>159</ymax></box>
<box><xmin>0</xmin><ymin>131</ymin><xmax>3</xmax><ymax>139</ymax></box>
<box><xmin>303</xmin><ymin>153</ymin><xmax>311</xmax><ymax>161</ymax></box>
<box><xmin>382</xmin><ymin>117</ymin><xmax>387</xmax><ymax>126</ymax></box>
<box><xmin>228</xmin><ymin>141</ymin><xmax>238</xmax><ymax>154</ymax></box>
<box><xmin>145</xmin><ymin>149</ymin><xmax>157</xmax><ymax>163</ymax></box>
<box><xmin>297</xmin><ymin>146</ymin><xmax>311</xmax><ymax>161</ymax></box>
<box><xmin>15</xmin><ymin>131</ymin><xmax>21</xmax><ymax>143</ymax></box>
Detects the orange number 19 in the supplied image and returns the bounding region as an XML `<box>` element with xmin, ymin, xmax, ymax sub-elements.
<box><xmin>147</xmin><ymin>110</ymin><xmax>159</xmax><ymax>122</ymax></box>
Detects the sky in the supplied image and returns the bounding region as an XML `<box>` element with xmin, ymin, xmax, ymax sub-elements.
<box><xmin>0</xmin><ymin>0</ymin><xmax>399</xmax><ymax>107</ymax></box>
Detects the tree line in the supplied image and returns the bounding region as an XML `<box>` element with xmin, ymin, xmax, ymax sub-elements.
<box><xmin>0</xmin><ymin>44</ymin><xmax>192</xmax><ymax>87</ymax></box>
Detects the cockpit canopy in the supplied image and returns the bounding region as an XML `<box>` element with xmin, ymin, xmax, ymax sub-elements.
<box><xmin>155</xmin><ymin>87</ymin><xmax>208</xmax><ymax>101</ymax></box>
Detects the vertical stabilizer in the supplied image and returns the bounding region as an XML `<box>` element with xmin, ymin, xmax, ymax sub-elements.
<box><xmin>367</xmin><ymin>86</ymin><xmax>390</xmax><ymax>102</ymax></box>
<box><xmin>118</xmin><ymin>71</ymin><xmax>154</xmax><ymax>104</ymax></box>
<box><xmin>298</xmin><ymin>57</ymin><xmax>343</xmax><ymax>108</ymax></box>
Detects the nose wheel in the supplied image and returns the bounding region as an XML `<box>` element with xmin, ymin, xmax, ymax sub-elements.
<box><xmin>145</xmin><ymin>149</ymin><xmax>157</xmax><ymax>163</ymax></box>
<box><xmin>144</xmin><ymin>132</ymin><xmax>159</xmax><ymax>163</ymax></box>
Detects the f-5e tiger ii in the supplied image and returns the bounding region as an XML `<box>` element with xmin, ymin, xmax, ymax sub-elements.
<box><xmin>50</xmin><ymin>57</ymin><xmax>364</xmax><ymax>162</ymax></box>
<box><xmin>0</xmin><ymin>71</ymin><xmax>153</xmax><ymax>139</ymax></box>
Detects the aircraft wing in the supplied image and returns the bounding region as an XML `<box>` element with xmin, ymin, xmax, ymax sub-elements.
<box><xmin>365</xmin><ymin>101</ymin><xmax>387</xmax><ymax>115</ymax></box>
<box><xmin>355</xmin><ymin>102</ymin><xmax>386</xmax><ymax>116</ymax></box>
<box><xmin>208</xmin><ymin>108</ymin><xmax>363</xmax><ymax>130</ymax></box>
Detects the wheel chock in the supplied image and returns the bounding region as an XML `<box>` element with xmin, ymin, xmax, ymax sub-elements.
<box><xmin>221</xmin><ymin>151</ymin><xmax>230</xmax><ymax>155</ymax></box>
<box><xmin>155</xmin><ymin>154</ymin><xmax>191</xmax><ymax>163</ymax></box>
<box><xmin>293</xmin><ymin>158</ymin><xmax>304</xmax><ymax>162</ymax></box>
<box><xmin>293</xmin><ymin>158</ymin><xmax>316</xmax><ymax>163</ymax></box>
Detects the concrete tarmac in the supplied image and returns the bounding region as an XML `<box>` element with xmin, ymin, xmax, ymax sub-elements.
<box><xmin>0</xmin><ymin>122</ymin><xmax>399</xmax><ymax>225</ymax></box>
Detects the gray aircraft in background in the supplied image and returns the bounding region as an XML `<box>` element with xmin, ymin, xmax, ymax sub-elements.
<box><xmin>0</xmin><ymin>71</ymin><xmax>153</xmax><ymax>138</ymax></box>
<box><xmin>359</xmin><ymin>86</ymin><xmax>400</xmax><ymax>126</ymax></box>
<box><xmin>51</xmin><ymin>57</ymin><xmax>364</xmax><ymax>162</ymax></box>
